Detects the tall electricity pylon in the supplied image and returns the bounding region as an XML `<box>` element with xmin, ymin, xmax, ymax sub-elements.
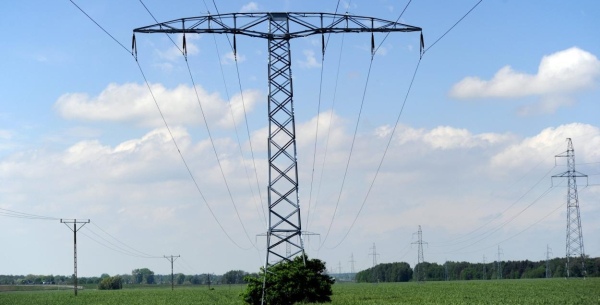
<box><xmin>482</xmin><ymin>255</ymin><xmax>487</xmax><ymax>280</ymax></box>
<box><xmin>164</xmin><ymin>255</ymin><xmax>180</xmax><ymax>291</ymax></box>
<box><xmin>369</xmin><ymin>243</ymin><xmax>380</xmax><ymax>268</ymax></box>
<box><xmin>134</xmin><ymin>12</ymin><xmax>421</xmax><ymax>303</ymax></box>
<box><xmin>349</xmin><ymin>253</ymin><xmax>356</xmax><ymax>274</ymax></box>
<box><xmin>412</xmin><ymin>225</ymin><xmax>427</xmax><ymax>283</ymax></box>
<box><xmin>545</xmin><ymin>245</ymin><xmax>553</xmax><ymax>279</ymax></box>
<box><xmin>497</xmin><ymin>246</ymin><xmax>504</xmax><ymax>280</ymax></box>
<box><xmin>552</xmin><ymin>138</ymin><xmax>588</xmax><ymax>278</ymax></box>
<box><xmin>60</xmin><ymin>219</ymin><xmax>89</xmax><ymax>297</ymax></box>
<box><xmin>444</xmin><ymin>259</ymin><xmax>449</xmax><ymax>281</ymax></box>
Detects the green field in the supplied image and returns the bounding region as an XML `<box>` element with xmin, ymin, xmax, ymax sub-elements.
<box><xmin>1</xmin><ymin>279</ymin><xmax>599</xmax><ymax>304</ymax></box>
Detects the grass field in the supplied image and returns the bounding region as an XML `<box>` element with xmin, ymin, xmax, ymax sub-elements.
<box><xmin>1</xmin><ymin>279</ymin><xmax>599</xmax><ymax>304</ymax></box>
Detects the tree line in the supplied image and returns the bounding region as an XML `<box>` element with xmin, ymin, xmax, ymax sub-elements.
<box><xmin>0</xmin><ymin>268</ymin><xmax>258</xmax><ymax>286</ymax></box>
<box><xmin>356</xmin><ymin>256</ymin><xmax>600</xmax><ymax>282</ymax></box>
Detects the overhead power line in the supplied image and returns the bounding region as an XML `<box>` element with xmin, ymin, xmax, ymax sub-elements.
<box><xmin>89</xmin><ymin>222</ymin><xmax>160</xmax><ymax>258</ymax></box>
<box><xmin>205</xmin><ymin>0</ymin><xmax>267</xmax><ymax>225</ymax></box>
<box><xmin>430</xmin><ymin>164</ymin><xmax>557</xmax><ymax>246</ymax></box>
<box><xmin>320</xmin><ymin>57</ymin><xmax>375</xmax><ymax>249</ymax></box>
<box><xmin>305</xmin><ymin>0</ymin><xmax>348</xmax><ymax>234</ymax></box>
<box><xmin>327</xmin><ymin>58</ymin><xmax>422</xmax><ymax>250</ymax></box>
<box><xmin>321</xmin><ymin>0</ymin><xmax>489</xmax><ymax>249</ymax></box>
<box><xmin>423</xmin><ymin>0</ymin><xmax>485</xmax><ymax>54</ymax></box>
<box><xmin>67</xmin><ymin>0</ymin><xmax>251</xmax><ymax>250</ymax></box>
<box><xmin>307</xmin><ymin>1</ymin><xmax>350</xmax><ymax>233</ymax></box>
<box><xmin>0</xmin><ymin>207</ymin><xmax>60</xmax><ymax>220</ymax></box>
<box><xmin>434</xmin><ymin>184</ymin><xmax>559</xmax><ymax>254</ymax></box>
<box><xmin>140</xmin><ymin>0</ymin><xmax>267</xmax><ymax>229</ymax></box>
<box><xmin>139</xmin><ymin>0</ymin><xmax>260</xmax><ymax>248</ymax></box>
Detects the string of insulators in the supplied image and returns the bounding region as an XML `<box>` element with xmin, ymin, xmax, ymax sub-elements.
<box><xmin>131</xmin><ymin>33</ymin><xmax>137</xmax><ymax>60</ymax></box>
<box><xmin>321</xmin><ymin>33</ymin><xmax>325</xmax><ymax>56</ymax></box>
<box><xmin>233</xmin><ymin>34</ymin><xmax>237</xmax><ymax>59</ymax></box>
<box><xmin>182</xmin><ymin>20</ymin><xmax>187</xmax><ymax>59</ymax></box>
<box><xmin>420</xmin><ymin>31</ymin><xmax>425</xmax><ymax>58</ymax></box>
<box><xmin>183</xmin><ymin>34</ymin><xmax>187</xmax><ymax>58</ymax></box>
<box><xmin>371</xmin><ymin>19</ymin><xmax>375</xmax><ymax>56</ymax></box>
<box><xmin>233</xmin><ymin>15</ymin><xmax>237</xmax><ymax>60</ymax></box>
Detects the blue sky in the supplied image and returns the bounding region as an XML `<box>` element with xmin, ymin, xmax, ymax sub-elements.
<box><xmin>1</xmin><ymin>0</ymin><xmax>599</xmax><ymax>277</ymax></box>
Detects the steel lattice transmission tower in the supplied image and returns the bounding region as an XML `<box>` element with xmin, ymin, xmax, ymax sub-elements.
<box><xmin>482</xmin><ymin>255</ymin><xmax>487</xmax><ymax>280</ymax></box>
<box><xmin>552</xmin><ymin>138</ymin><xmax>588</xmax><ymax>278</ymax></box>
<box><xmin>496</xmin><ymin>245</ymin><xmax>504</xmax><ymax>280</ymax></box>
<box><xmin>545</xmin><ymin>245</ymin><xmax>553</xmax><ymax>279</ymax></box>
<box><xmin>349</xmin><ymin>253</ymin><xmax>356</xmax><ymax>274</ymax></box>
<box><xmin>444</xmin><ymin>259</ymin><xmax>449</xmax><ymax>281</ymax></box>
<box><xmin>134</xmin><ymin>12</ymin><xmax>421</xmax><ymax>303</ymax></box>
<box><xmin>369</xmin><ymin>243</ymin><xmax>380</xmax><ymax>268</ymax></box>
<box><xmin>412</xmin><ymin>225</ymin><xmax>427</xmax><ymax>283</ymax></box>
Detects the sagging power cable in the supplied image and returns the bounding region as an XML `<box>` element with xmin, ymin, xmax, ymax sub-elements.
<box><xmin>68</xmin><ymin>0</ymin><xmax>251</xmax><ymax>250</ymax></box>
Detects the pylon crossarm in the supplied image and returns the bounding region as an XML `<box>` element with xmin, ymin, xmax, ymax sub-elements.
<box><xmin>133</xmin><ymin>12</ymin><xmax>421</xmax><ymax>39</ymax></box>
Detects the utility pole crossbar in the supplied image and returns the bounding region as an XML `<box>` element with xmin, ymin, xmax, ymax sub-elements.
<box><xmin>60</xmin><ymin>218</ymin><xmax>90</xmax><ymax>297</ymax></box>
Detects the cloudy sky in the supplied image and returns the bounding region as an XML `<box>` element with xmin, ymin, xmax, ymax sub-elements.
<box><xmin>1</xmin><ymin>0</ymin><xmax>599</xmax><ymax>277</ymax></box>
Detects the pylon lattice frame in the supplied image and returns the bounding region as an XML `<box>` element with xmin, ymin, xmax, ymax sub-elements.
<box><xmin>412</xmin><ymin>225</ymin><xmax>427</xmax><ymax>283</ymax></box>
<box><xmin>497</xmin><ymin>245</ymin><xmax>503</xmax><ymax>280</ymax></box>
<box><xmin>552</xmin><ymin>138</ymin><xmax>587</xmax><ymax>278</ymax></box>
<box><xmin>545</xmin><ymin>245</ymin><xmax>553</xmax><ymax>279</ymax></box>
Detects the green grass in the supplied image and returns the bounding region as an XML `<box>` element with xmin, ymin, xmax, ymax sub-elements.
<box><xmin>1</xmin><ymin>279</ymin><xmax>599</xmax><ymax>304</ymax></box>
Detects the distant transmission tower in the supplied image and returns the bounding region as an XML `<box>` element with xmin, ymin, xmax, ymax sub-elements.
<box><xmin>545</xmin><ymin>245</ymin><xmax>553</xmax><ymax>279</ymax></box>
<box><xmin>338</xmin><ymin>261</ymin><xmax>342</xmax><ymax>275</ymax></box>
<box><xmin>369</xmin><ymin>243</ymin><xmax>380</xmax><ymax>268</ymax></box>
<box><xmin>497</xmin><ymin>246</ymin><xmax>504</xmax><ymax>280</ymax></box>
<box><xmin>412</xmin><ymin>225</ymin><xmax>428</xmax><ymax>283</ymax></box>
<box><xmin>444</xmin><ymin>259</ymin><xmax>449</xmax><ymax>281</ymax></box>
<box><xmin>552</xmin><ymin>138</ymin><xmax>588</xmax><ymax>278</ymax></box>
<box><xmin>482</xmin><ymin>255</ymin><xmax>487</xmax><ymax>280</ymax></box>
<box><xmin>349</xmin><ymin>253</ymin><xmax>356</xmax><ymax>274</ymax></box>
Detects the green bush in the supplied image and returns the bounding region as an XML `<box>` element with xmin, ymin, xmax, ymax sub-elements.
<box><xmin>241</xmin><ymin>255</ymin><xmax>334</xmax><ymax>305</ymax></box>
<box><xmin>98</xmin><ymin>276</ymin><xmax>123</xmax><ymax>290</ymax></box>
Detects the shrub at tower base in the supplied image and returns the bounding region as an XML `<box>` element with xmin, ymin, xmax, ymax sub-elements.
<box><xmin>241</xmin><ymin>255</ymin><xmax>335</xmax><ymax>305</ymax></box>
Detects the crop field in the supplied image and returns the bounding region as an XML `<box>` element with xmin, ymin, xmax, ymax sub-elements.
<box><xmin>1</xmin><ymin>278</ymin><xmax>599</xmax><ymax>305</ymax></box>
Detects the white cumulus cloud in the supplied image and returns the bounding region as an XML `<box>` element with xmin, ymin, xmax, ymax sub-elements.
<box><xmin>240</xmin><ymin>2</ymin><xmax>259</xmax><ymax>13</ymax></box>
<box><xmin>449</xmin><ymin>47</ymin><xmax>600</xmax><ymax>99</ymax></box>
<box><xmin>298</xmin><ymin>50</ymin><xmax>321</xmax><ymax>69</ymax></box>
<box><xmin>54</xmin><ymin>82</ymin><xmax>264</xmax><ymax>129</ymax></box>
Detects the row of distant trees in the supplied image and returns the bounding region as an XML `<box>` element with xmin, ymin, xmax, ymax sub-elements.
<box><xmin>356</xmin><ymin>256</ymin><xmax>600</xmax><ymax>282</ymax></box>
<box><xmin>0</xmin><ymin>269</ymin><xmax>258</xmax><ymax>286</ymax></box>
